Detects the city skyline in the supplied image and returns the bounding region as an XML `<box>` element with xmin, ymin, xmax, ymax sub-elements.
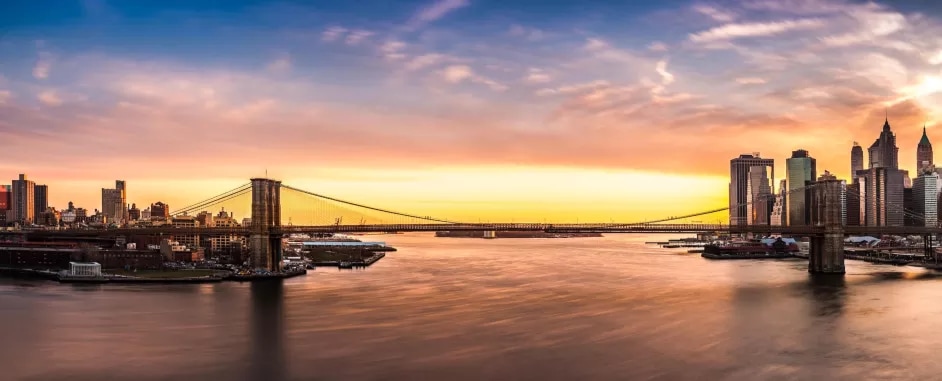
<box><xmin>5</xmin><ymin>0</ymin><xmax>942</xmax><ymax>221</ymax></box>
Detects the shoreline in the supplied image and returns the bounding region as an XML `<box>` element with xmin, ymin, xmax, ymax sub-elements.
<box><xmin>0</xmin><ymin>266</ymin><xmax>307</xmax><ymax>284</ymax></box>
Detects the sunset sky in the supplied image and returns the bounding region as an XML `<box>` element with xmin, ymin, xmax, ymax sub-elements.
<box><xmin>3</xmin><ymin>0</ymin><xmax>942</xmax><ymax>223</ymax></box>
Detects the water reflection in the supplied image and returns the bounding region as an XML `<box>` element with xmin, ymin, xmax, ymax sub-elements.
<box><xmin>249</xmin><ymin>280</ymin><xmax>286</xmax><ymax>381</ymax></box>
<box><xmin>3</xmin><ymin>235</ymin><xmax>942</xmax><ymax>381</ymax></box>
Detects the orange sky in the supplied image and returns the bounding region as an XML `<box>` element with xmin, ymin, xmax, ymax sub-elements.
<box><xmin>3</xmin><ymin>0</ymin><xmax>942</xmax><ymax>223</ymax></box>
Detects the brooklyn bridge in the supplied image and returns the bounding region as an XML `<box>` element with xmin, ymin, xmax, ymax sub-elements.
<box><xmin>5</xmin><ymin>177</ymin><xmax>939</xmax><ymax>275</ymax></box>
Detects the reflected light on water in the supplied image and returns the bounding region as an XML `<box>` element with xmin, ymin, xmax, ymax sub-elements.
<box><xmin>3</xmin><ymin>233</ymin><xmax>942</xmax><ymax>380</ymax></box>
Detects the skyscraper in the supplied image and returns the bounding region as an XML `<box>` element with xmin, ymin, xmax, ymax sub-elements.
<box><xmin>0</xmin><ymin>185</ymin><xmax>10</xmax><ymax>226</ymax></box>
<box><xmin>729</xmin><ymin>154</ymin><xmax>775</xmax><ymax>226</ymax></box>
<box><xmin>11</xmin><ymin>174</ymin><xmax>35</xmax><ymax>224</ymax></box>
<box><xmin>786</xmin><ymin>149</ymin><xmax>816</xmax><ymax>226</ymax></box>
<box><xmin>101</xmin><ymin>180</ymin><xmax>127</xmax><ymax>223</ymax></box>
<box><xmin>863</xmin><ymin>167</ymin><xmax>905</xmax><ymax>227</ymax></box>
<box><xmin>917</xmin><ymin>126</ymin><xmax>933</xmax><ymax>172</ymax></box>
<box><xmin>769</xmin><ymin>179</ymin><xmax>787</xmax><ymax>226</ymax></box>
<box><xmin>851</xmin><ymin>142</ymin><xmax>864</xmax><ymax>177</ymax></box>
<box><xmin>33</xmin><ymin>184</ymin><xmax>48</xmax><ymax>219</ymax></box>
<box><xmin>746</xmin><ymin>166</ymin><xmax>772</xmax><ymax>225</ymax></box>
<box><xmin>862</xmin><ymin>118</ymin><xmax>905</xmax><ymax>226</ymax></box>
<box><xmin>868</xmin><ymin>118</ymin><xmax>899</xmax><ymax>169</ymax></box>
<box><xmin>913</xmin><ymin>167</ymin><xmax>939</xmax><ymax>227</ymax></box>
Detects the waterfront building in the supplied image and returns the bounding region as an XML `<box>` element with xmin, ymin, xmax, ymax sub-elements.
<box><xmin>913</xmin><ymin>167</ymin><xmax>939</xmax><ymax>227</ymax></box>
<box><xmin>746</xmin><ymin>166</ymin><xmax>772</xmax><ymax>225</ymax></box>
<box><xmin>101</xmin><ymin>180</ymin><xmax>127</xmax><ymax>223</ymax></box>
<box><xmin>729</xmin><ymin>153</ymin><xmax>775</xmax><ymax>225</ymax></box>
<box><xmin>11</xmin><ymin>174</ymin><xmax>35</xmax><ymax>224</ymax></box>
<box><xmin>786</xmin><ymin>149</ymin><xmax>816</xmax><ymax>226</ymax></box>
<box><xmin>917</xmin><ymin>126</ymin><xmax>933</xmax><ymax>172</ymax></box>
<box><xmin>68</xmin><ymin>262</ymin><xmax>102</xmax><ymax>277</ymax></box>
<box><xmin>851</xmin><ymin>142</ymin><xmax>864</xmax><ymax>178</ymax></box>
<box><xmin>170</xmin><ymin>215</ymin><xmax>200</xmax><ymax>248</ymax></box>
<box><xmin>33</xmin><ymin>184</ymin><xmax>48</xmax><ymax>220</ymax></box>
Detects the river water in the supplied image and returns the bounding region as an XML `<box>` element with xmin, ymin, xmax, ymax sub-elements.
<box><xmin>3</xmin><ymin>233</ymin><xmax>942</xmax><ymax>381</ymax></box>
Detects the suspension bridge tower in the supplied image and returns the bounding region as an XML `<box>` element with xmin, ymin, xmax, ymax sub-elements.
<box><xmin>250</xmin><ymin>178</ymin><xmax>283</xmax><ymax>271</ymax></box>
<box><xmin>808</xmin><ymin>177</ymin><xmax>845</xmax><ymax>274</ymax></box>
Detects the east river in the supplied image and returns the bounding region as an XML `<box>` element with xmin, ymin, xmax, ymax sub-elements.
<box><xmin>4</xmin><ymin>234</ymin><xmax>942</xmax><ymax>380</ymax></box>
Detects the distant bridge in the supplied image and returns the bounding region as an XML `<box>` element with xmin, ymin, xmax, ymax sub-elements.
<box><xmin>3</xmin><ymin>177</ymin><xmax>934</xmax><ymax>274</ymax></box>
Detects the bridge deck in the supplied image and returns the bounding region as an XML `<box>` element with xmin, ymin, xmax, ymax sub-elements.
<box><xmin>3</xmin><ymin>224</ymin><xmax>941</xmax><ymax>237</ymax></box>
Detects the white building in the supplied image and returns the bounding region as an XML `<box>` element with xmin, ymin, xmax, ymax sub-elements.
<box><xmin>913</xmin><ymin>170</ymin><xmax>939</xmax><ymax>227</ymax></box>
<box><xmin>69</xmin><ymin>262</ymin><xmax>102</xmax><ymax>277</ymax></box>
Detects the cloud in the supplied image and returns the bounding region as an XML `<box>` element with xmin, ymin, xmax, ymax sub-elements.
<box><xmin>693</xmin><ymin>4</ymin><xmax>736</xmax><ymax>22</ymax></box>
<box><xmin>508</xmin><ymin>24</ymin><xmax>544</xmax><ymax>41</ymax></box>
<box><xmin>321</xmin><ymin>26</ymin><xmax>347</xmax><ymax>42</ymax></box>
<box><xmin>655</xmin><ymin>60</ymin><xmax>674</xmax><ymax>85</ymax></box>
<box><xmin>33</xmin><ymin>51</ymin><xmax>53</xmax><ymax>79</ymax></box>
<box><xmin>0</xmin><ymin>90</ymin><xmax>10</xmax><ymax>104</ymax></box>
<box><xmin>736</xmin><ymin>77</ymin><xmax>766</xmax><ymax>85</ymax></box>
<box><xmin>689</xmin><ymin>18</ymin><xmax>824</xmax><ymax>42</ymax></box>
<box><xmin>647</xmin><ymin>42</ymin><xmax>668</xmax><ymax>52</ymax></box>
<box><xmin>344</xmin><ymin>29</ymin><xmax>374</xmax><ymax>45</ymax></box>
<box><xmin>442</xmin><ymin>65</ymin><xmax>473</xmax><ymax>83</ymax></box>
<box><xmin>405</xmin><ymin>54</ymin><xmax>447</xmax><ymax>71</ymax></box>
<box><xmin>408</xmin><ymin>0</ymin><xmax>470</xmax><ymax>29</ymax></box>
<box><xmin>819</xmin><ymin>8</ymin><xmax>905</xmax><ymax>47</ymax></box>
<box><xmin>439</xmin><ymin>65</ymin><xmax>507</xmax><ymax>91</ymax></box>
<box><xmin>584</xmin><ymin>38</ymin><xmax>609</xmax><ymax>51</ymax></box>
<box><xmin>524</xmin><ymin>68</ymin><xmax>551</xmax><ymax>84</ymax></box>
<box><xmin>37</xmin><ymin>90</ymin><xmax>62</xmax><ymax>106</ymax></box>
<box><xmin>266</xmin><ymin>55</ymin><xmax>292</xmax><ymax>73</ymax></box>
<box><xmin>381</xmin><ymin>40</ymin><xmax>407</xmax><ymax>61</ymax></box>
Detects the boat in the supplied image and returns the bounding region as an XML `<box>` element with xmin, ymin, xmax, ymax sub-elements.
<box><xmin>338</xmin><ymin>261</ymin><xmax>354</xmax><ymax>269</ymax></box>
<box><xmin>701</xmin><ymin>238</ymin><xmax>798</xmax><ymax>259</ymax></box>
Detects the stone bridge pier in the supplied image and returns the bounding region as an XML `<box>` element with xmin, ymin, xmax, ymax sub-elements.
<box><xmin>808</xmin><ymin>178</ymin><xmax>845</xmax><ymax>274</ymax></box>
<box><xmin>250</xmin><ymin>178</ymin><xmax>283</xmax><ymax>271</ymax></box>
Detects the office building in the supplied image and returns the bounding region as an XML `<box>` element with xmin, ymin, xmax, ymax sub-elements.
<box><xmin>33</xmin><ymin>184</ymin><xmax>48</xmax><ymax>220</ymax></box>
<box><xmin>846</xmin><ymin>182</ymin><xmax>861</xmax><ymax>226</ymax></box>
<box><xmin>913</xmin><ymin>167</ymin><xmax>939</xmax><ymax>227</ymax></box>
<box><xmin>101</xmin><ymin>180</ymin><xmax>127</xmax><ymax>223</ymax></box>
<box><xmin>128</xmin><ymin>204</ymin><xmax>141</xmax><ymax>221</ymax></box>
<box><xmin>862</xmin><ymin>167</ymin><xmax>905</xmax><ymax>226</ymax></box>
<box><xmin>0</xmin><ymin>185</ymin><xmax>10</xmax><ymax>226</ymax></box>
<box><xmin>769</xmin><ymin>179</ymin><xmax>787</xmax><ymax>226</ymax></box>
<box><xmin>729</xmin><ymin>153</ymin><xmax>775</xmax><ymax>225</ymax></box>
<box><xmin>11</xmin><ymin>174</ymin><xmax>35</xmax><ymax>224</ymax></box>
<box><xmin>851</xmin><ymin>142</ymin><xmax>864</xmax><ymax>177</ymax></box>
<box><xmin>918</xmin><ymin>126</ymin><xmax>933</xmax><ymax>172</ymax></box>
<box><xmin>150</xmin><ymin>202</ymin><xmax>170</xmax><ymax>221</ymax></box>
<box><xmin>868</xmin><ymin>118</ymin><xmax>899</xmax><ymax>169</ymax></box>
<box><xmin>905</xmin><ymin>188</ymin><xmax>916</xmax><ymax>226</ymax></box>
<box><xmin>786</xmin><ymin>149</ymin><xmax>816</xmax><ymax>226</ymax></box>
<box><xmin>746</xmin><ymin>166</ymin><xmax>772</xmax><ymax>225</ymax></box>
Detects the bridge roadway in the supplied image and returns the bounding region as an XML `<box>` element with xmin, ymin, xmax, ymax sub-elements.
<box><xmin>5</xmin><ymin>223</ymin><xmax>942</xmax><ymax>237</ymax></box>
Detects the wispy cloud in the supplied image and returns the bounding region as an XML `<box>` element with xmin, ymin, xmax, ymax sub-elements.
<box><xmin>647</xmin><ymin>42</ymin><xmax>668</xmax><ymax>52</ymax></box>
<box><xmin>381</xmin><ymin>40</ymin><xmax>407</xmax><ymax>61</ymax></box>
<box><xmin>508</xmin><ymin>24</ymin><xmax>544</xmax><ymax>41</ymax></box>
<box><xmin>408</xmin><ymin>0</ymin><xmax>470</xmax><ymax>29</ymax></box>
<box><xmin>266</xmin><ymin>55</ymin><xmax>292</xmax><ymax>73</ymax></box>
<box><xmin>693</xmin><ymin>4</ymin><xmax>736</xmax><ymax>22</ymax></box>
<box><xmin>37</xmin><ymin>90</ymin><xmax>61</xmax><ymax>106</ymax></box>
<box><xmin>345</xmin><ymin>29</ymin><xmax>374</xmax><ymax>45</ymax></box>
<box><xmin>689</xmin><ymin>18</ymin><xmax>824</xmax><ymax>42</ymax></box>
<box><xmin>440</xmin><ymin>65</ymin><xmax>507</xmax><ymax>91</ymax></box>
<box><xmin>524</xmin><ymin>68</ymin><xmax>551</xmax><ymax>84</ymax></box>
<box><xmin>321</xmin><ymin>26</ymin><xmax>347</xmax><ymax>42</ymax></box>
<box><xmin>736</xmin><ymin>77</ymin><xmax>766</xmax><ymax>85</ymax></box>
<box><xmin>33</xmin><ymin>51</ymin><xmax>53</xmax><ymax>79</ymax></box>
<box><xmin>0</xmin><ymin>90</ymin><xmax>10</xmax><ymax>104</ymax></box>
